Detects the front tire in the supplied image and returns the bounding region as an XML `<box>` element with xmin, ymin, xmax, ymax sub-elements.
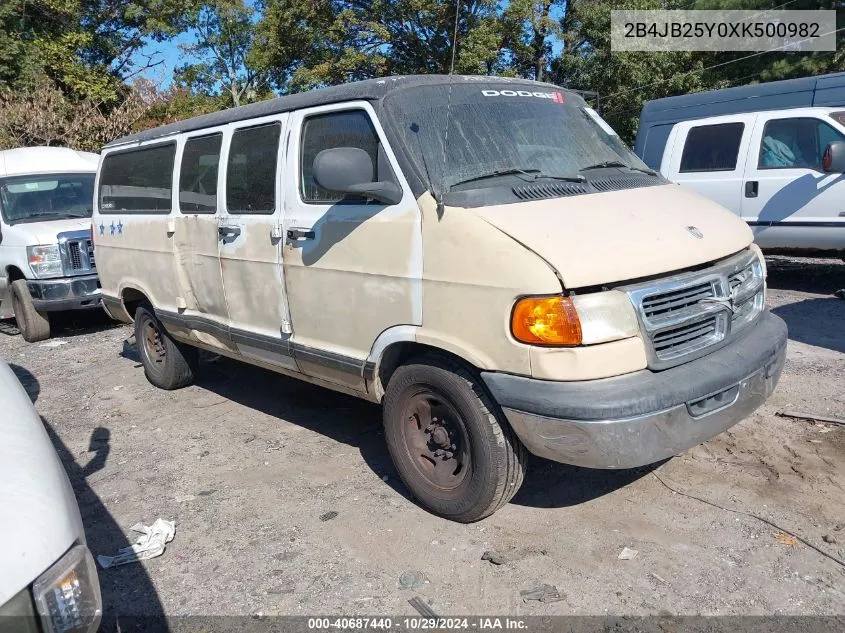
<box><xmin>135</xmin><ymin>302</ymin><xmax>197</xmax><ymax>390</ymax></box>
<box><xmin>383</xmin><ymin>354</ymin><xmax>526</xmax><ymax>522</ymax></box>
<box><xmin>11</xmin><ymin>279</ymin><xmax>50</xmax><ymax>342</ymax></box>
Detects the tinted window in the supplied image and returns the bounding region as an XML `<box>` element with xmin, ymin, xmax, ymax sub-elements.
<box><xmin>226</xmin><ymin>123</ymin><xmax>280</xmax><ymax>214</ymax></box>
<box><xmin>679</xmin><ymin>123</ymin><xmax>744</xmax><ymax>173</ymax></box>
<box><xmin>300</xmin><ymin>111</ymin><xmax>381</xmax><ymax>203</ymax></box>
<box><xmin>99</xmin><ymin>144</ymin><xmax>175</xmax><ymax>214</ymax></box>
<box><xmin>759</xmin><ymin>117</ymin><xmax>845</xmax><ymax>170</ymax></box>
<box><xmin>0</xmin><ymin>173</ymin><xmax>94</xmax><ymax>224</ymax></box>
<box><xmin>180</xmin><ymin>134</ymin><xmax>222</xmax><ymax>213</ymax></box>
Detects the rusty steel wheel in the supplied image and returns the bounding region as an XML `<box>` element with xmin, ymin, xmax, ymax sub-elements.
<box><xmin>141</xmin><ymin>317</ymin><xmax>167</xmax><ymax>366</ymax></box>
<box><xmin>400</xmin><ymin>389</ymin><xmax>472</xmax><ymax>492</ymax></box>
<box><xmin>134</xmin><ymin>302</ymin><xmax>197</xmax><ymax>390</ymax></box>
<box><xmin>383</xmin><ymin>354</ymin><xmax>527</xmax><ymax>522</ymax></box>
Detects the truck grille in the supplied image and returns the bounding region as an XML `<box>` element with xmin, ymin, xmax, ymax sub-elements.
<box><xmin>622</xmin><ymin>249</ymin><xmax>765</xmax><ymax>369</ymax></box>
<box><xmin>58</xmin><ymin>231</ymin><xmax>96</xmax><ymax>276</ymax></box>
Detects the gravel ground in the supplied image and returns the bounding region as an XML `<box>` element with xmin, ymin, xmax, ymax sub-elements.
<box><xmin>2</xmin><ymin>256</ymin><xmax>844</xmax><ymax>624</ymax></box>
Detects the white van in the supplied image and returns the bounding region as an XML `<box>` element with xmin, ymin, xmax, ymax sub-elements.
<box><xmin>93</xmin><ymin>75</ymin><xmax>787</xmax><ymax>522</ymax></box>
<box><xmin>0</xmin><ymin>359</ymin><xmax>101</xmax><ymax>631</ymax></box>
<box><xmin>0</xmin><ymin>147</ymin><xmax>101</xmax><ymax>342</ymax></box>
<box><xmin>652</xmin><ymin>108</ymin><xmax>845</xmax><ymax>256</ymax></box>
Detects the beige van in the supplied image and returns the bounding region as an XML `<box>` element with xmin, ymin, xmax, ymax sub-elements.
<box><xmin>93</xmin><ymin>75</ymin><xmax>787</xmax><ymax>522</ymax></box>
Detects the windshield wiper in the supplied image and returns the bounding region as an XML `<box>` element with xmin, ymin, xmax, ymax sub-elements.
<box><xmin>452</xmin><ymin>168</ymin><xmax>586</xmax><ymax>188</ymax></box>
<box><xmin>580</xmin><ymin>160</ymin><xmax>658</xmax><ymax>175</ymax></box>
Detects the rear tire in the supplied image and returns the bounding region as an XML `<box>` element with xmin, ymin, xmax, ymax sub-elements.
<box><xmin>11</xmin><ymin>279</ymin><xmax>50</xmax><ymax>342</ymax></box>
<box><xmin>383</xmin><ymin>353</ymin><xmax>526</xmax><ymax>522</ymax></box>
<box><xmin>135</xmin><ymin>302</ymin><xmax>197</xmax><ymax>390</ymax></box>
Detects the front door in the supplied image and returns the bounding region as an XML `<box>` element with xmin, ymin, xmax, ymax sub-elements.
<box><xmin>665</xmin><ymin>114</ymin><xmax>756</xmax><ymax>218</ymax></box>
<box><xmin>282</xmin><ymin>103</ymin><xmax>422</xmax><ymax>391</ymax></box>
<box><xmin>218</xmin><ymin>115</ymin><xmax>297</xmax><ymax>370</ymax></box>
<box><xmin>741</xmin><ymin>112</ymin><xmax>845</xmax><ymax>249</ymax></box>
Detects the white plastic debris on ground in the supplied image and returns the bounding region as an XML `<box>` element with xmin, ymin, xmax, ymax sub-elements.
<box><xmin>97</xmin><ymin>518</ymin><xmax>176</xmax><ymax>569</ymax></box>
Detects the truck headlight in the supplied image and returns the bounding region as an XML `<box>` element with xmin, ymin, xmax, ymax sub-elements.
<box><xmin>27</xmin><ymin>244</ymin><xmax>63</xmax><ymax>278</ymax></box>
<box><xmin>511</xmin><ymin>290</ymin><xmax>639</xmax><ymax>346</ymax></box>
<box><xmin>32</xmin><ymin>544</ymin><xmax>101</xmax><ymax>633</ymax></box>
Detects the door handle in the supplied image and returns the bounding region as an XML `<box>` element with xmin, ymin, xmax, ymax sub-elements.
<box><xmin>218</xmin><ymin>226</ymin><xmax>241</xmax><ymax>239</ymax></box>
<box><xmin>287</xmin><ymin>228</ymin><xmax>315</xmax><ymax>240</ymax></box>
<box><xmin>744</xmin><ymin>181</ymin><xmax>758</xmax><ymax>198</ymax></box>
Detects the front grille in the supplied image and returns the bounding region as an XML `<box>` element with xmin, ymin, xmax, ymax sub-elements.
<box><xmin>622</xmin><ymin>249</ymin><xmax>765</xmax><ymax>369</ymax></box>
<box><xmin>67</xmin><ymin>241</ymin><xmax>84</xmax><ymax>269</ymax></box>
<box><xmin>57</xmin><ymin>231</ymin><xmax>96</xmax><ymax>276</ymax></box>
<box><xmin>641</xmin><ymin>281</ymin><xmax>714</xmax><ymax>319</ymax></box>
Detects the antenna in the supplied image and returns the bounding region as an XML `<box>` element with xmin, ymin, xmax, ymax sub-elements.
<box><xmin>438</xmin><ymin>0</ymin><xmax>461</xmax><ymax>210</ymax></box>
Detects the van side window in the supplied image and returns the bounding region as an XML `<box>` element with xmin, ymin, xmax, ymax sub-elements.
<box><xmin>300</xmin><ymin>110</ymin><xmax>381</xmax><ymax>204</ymax></box>
<box><xmin>180</xmin><ymin>134</ymin><xmax>222</xmax><ymax>213</ymax></box>
<box><xmin>758</xmin><ymin>117</ymin><xmax>845</xmax><ymax>170</ymax></box>
<box><xmin>226</xmin><ymin>122</ymin><xmax>281</xmax><ymax>214</ymax></box>
<box><xmin>679</xmin><ymin>123</ymin><xmax>744</xmax><ymax>173</ymax></box>
<box><xmin>99</xmin><ymin>143</ymin><xmax>175</xmax><ymax>214</ymax></box>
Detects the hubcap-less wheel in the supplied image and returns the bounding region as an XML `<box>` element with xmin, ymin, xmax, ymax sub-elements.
<box><xmin>142</xmin><ymin>317</ymin><xmax>166</xmax><ymax>365</ymax></box>
<box><xmin>401</xmin><ymin>388</ymin><xmax>471</xmax><ymax>492</ymax></box>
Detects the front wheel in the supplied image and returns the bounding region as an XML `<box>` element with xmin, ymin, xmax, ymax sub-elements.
<box><xmin>383</xmin><ymin>354</ymin><xmax>526</xmax><ymax>522</ymax></box>
<box><xmin>11</xmin><ymin>279</ymin><xmax>50</xmax><ymax>342</ymax></box>
<box><xmin>135</xmin><ymin>302</ymin><xmax>197</xmax><ymax>390</ymax></box>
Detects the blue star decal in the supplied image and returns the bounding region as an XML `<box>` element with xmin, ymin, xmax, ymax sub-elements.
<box><xmin>110</xmin><ymin>221</ymin><xmax>115</xmax><ymax>236</ymax></box>
<box><xmin>99</xmin><ymin>222</ymin><xmax>105</xmax><ymax>235</ymax></box>
<box><xmin>117</xmin><ymin>220</ymin><xmax>123</xmax><ymax>235</ymax></box>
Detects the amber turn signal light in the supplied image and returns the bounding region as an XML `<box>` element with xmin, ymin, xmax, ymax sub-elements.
<box><xmin>511</xmin><ymin>296</ymin><xmax>582</xmax><ymax>346</ymax></box>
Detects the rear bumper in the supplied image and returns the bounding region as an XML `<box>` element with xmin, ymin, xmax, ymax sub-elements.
<box><xmin>27</xmin><ymin>275</ymin><xmax>101</xmax><ymax>312</ymax></box>
<box><xmin>481</xmin><ymin>311</ymin><xmax>787</xmax><ymax>469</ymax></box>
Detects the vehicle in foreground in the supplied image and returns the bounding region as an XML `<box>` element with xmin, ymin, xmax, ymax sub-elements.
<box><xmin>93</xmin><ymin>75</ymin><xmax>787</xmax><ymax>522</ymax></box>
<box><xmin>635</xmin><ymin>72</ymin><xmax>845</xmax><ymax>258</ymax></box>
<box><xmin>0</xmin><ymin>358</ymin><xmax>102</xmax><ymax>632</ymax></box>
<box><xmin>0</xmin><ymin>147</ymin><xmax>101</xmax><ymax>342</ymax></box>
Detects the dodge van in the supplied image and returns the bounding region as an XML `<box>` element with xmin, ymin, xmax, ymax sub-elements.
<box><xmin>93</xmin><ymin>76</ymin><xmax>787</xmax><ymax>522</ymax></box>
<box><xmin>0</xmin><ymin>147</ymin><xmax>101</xmax><ymax>342</ymax></box>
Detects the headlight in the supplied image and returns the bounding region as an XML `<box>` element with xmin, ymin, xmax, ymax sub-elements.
<box><xmin>32</xmin><ymin>544</ymin><xmax>101</xmax><ymax>633</ymax></box>
<box><xmin>511</xmin><ymin>291</ymin><xmax>639</xmax><ymax>346</ymax></box>
<box><xmin>27</xmin><ymin>244</ymin><xmax>63</xmax><ymax>278</ymax></box>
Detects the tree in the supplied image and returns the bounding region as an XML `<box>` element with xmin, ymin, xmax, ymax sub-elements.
<box><xmin>0</xmin><ymin>0</ymin><xmax>200</xmax><ymax>102</ymax></box>
<box><xmin>252</xmin><ymin>0</ymin><xmax>507</xmax><ymax>92</ymax></box>
<box><xmin>175</xmin><ymin>0</ymin><xmax>267</xmax><ymax>107</ymax></box>
<box><xmin>501</xmin><ymin>0</ymin><xmax>564</xmax><ymax>81</ymax></box>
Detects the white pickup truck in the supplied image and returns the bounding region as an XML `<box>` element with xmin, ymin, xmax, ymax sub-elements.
<box><xmin>0</xmin><ymin>147</ymin><xmax>101</xmax><ymax>341</ymax></box>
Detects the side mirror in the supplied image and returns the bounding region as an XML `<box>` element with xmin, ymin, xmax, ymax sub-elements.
<box><xmin>312</xmin><ymin>147</ymin><xmax>402</xmax><ymax>206</ymax></box>
<box><xmin>823</xmin><ymin>141</ymin><xmax>845</xmax><ymax>172</ymax></box>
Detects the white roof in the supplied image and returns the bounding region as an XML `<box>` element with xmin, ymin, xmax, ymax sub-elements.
<box><xmin>0</xmin><ymin>146</ymin><xmax>99</xmax><ymax>178</ymax></box>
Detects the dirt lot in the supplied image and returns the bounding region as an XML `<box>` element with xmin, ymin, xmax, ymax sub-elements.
<box><xmin>2</xmin><ymin>256</ymin><xmax>845</xmax><ymax>623</ymax></box>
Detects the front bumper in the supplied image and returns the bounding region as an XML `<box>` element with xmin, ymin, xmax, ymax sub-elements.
<box><xmin>27</xmin><ymin>275</ymin><xmax>101</xmax><ymax>312</ymax></box>
<box><xmin>482</xmin><ymin>312</ymin><xmax>787</xmax><ymax>469</ymax></box>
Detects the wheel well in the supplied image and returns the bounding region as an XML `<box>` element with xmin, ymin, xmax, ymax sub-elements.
<box><xmin>6</xmin><ymin>266</ymin><xmax>25</xmax><ymax>282</ymax></box>
<box><xmin>376</xmin><ymin>342</ymin><xmax>479</xmax><ymax>399</ymax></box>
<box><xmin>121</xmin><ymin>287</ymin><xmax>148</xmax><ymax>321</ymax></box>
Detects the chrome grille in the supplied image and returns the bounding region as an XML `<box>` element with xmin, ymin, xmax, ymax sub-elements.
<box><xmin>57</xmin><ymin>230</ymin><xmax>96</xmax><ymax>276</ymax></box>
<box><xmin>623</xmin><ymin>249</ymin><xmax>765</xmax><ymax>369</ymax></box>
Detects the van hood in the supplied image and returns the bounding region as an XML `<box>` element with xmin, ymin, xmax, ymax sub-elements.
<box><xmin>471</xmin><ymin>184</ymin><xmax>753</xmax><ymax>288</ymax></box>
<box><xmin>0</xmin><ymin>360</ymin><xmax>84</xmax><ymax>605</ymax></box>
<box><xmin>16</xmin><ymin>217</ymin><xmax>92</xmax><ymax>245</ymax></box>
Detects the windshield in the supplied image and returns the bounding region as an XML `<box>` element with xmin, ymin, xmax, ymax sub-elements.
<box><xmin>384</xmin><ymin>84</ymin><xmax>650</xmax><ymax>196</ymax></box>
<box><xmin>0</xmin><ymin>173</ymin><xmax>95</xmax><ymax>224</ymax></box>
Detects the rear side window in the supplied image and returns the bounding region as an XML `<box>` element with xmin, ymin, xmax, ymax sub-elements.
<box><xmin>226</xmin><ymin>123</ymin><xmax>281</xmax><ymax>214</ymax></box>
<box><xmin>180</xmin><ymin>134</ymin><xmax>222</xmax><ymax>213</ymax></box>
<box><xmin>300</xmin><ymin>110</ymin><xmax>381</xmax><ymax>204</ymax></box>
<box><xmin>679</xmin><ymin>123</ymin><xmax>744</xmax><ymax>173</ymax></box>
<box><xmin>99</xmin><ymin>144</ymin><xmax>175</xmax><ymax>214</ymax></box>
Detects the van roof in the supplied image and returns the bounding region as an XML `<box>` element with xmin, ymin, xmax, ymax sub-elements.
<box><xmin>106</xmin><ymin>74</ymin><xmax>573</xmax><ymax>149</ymax></box>
<box><xmin>0</xmin><ymin>146</ymin><xmax>99</xmax><ymax>177</ymax></box>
